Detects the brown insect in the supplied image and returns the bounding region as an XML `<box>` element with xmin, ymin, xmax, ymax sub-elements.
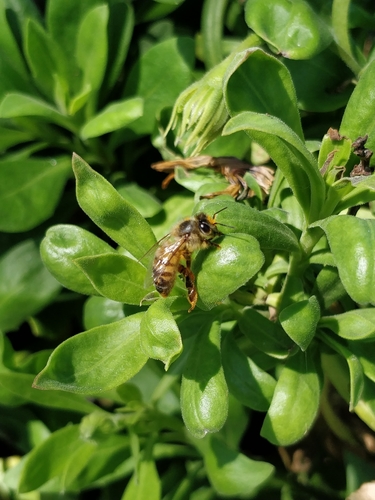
<box><xmin>152</xmin><ymin>209</ymin><xmax>228</xmax><ymax>311</ymax></box>
<box><xmin>151</xmin><ymin>155</ymin><xmax>274</xmax><ymax>201</ymax></box>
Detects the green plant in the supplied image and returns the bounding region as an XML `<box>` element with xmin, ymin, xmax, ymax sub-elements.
<box><xmin>1</xmin><ymin>0</ymin><xmax>375</xmax><ymax>499</ymax></box>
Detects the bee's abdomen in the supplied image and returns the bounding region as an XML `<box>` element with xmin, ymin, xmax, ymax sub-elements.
<box><xmin>153</xmin><ymin>252</ymin><xmax>180</xmax><ymax>297</ymax></box>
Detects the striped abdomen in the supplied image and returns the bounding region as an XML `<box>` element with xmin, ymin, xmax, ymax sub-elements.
<box><xmin>153</xmin><ymin>239</ymin><xmax>185</xmax><ymax>297</ymax></box>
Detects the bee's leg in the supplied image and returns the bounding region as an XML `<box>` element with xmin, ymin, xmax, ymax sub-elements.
<box><xmin>178</xmin><ymin>259</ymin><xmax>197</xmax><ymax>312</ymax></box>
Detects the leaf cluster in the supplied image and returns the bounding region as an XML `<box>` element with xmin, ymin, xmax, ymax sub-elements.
<box><xmin>1</xmin><ymin>1</ymin><xmax>375</xmax><ymax>499</ymax></box>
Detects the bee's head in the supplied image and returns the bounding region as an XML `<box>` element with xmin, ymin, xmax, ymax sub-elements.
<box><xmin>196</xmin><ymin>207</ymin><xmax>231</xmax><ymax>239</ymax></box>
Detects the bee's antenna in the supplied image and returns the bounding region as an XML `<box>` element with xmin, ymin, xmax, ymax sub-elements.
<box><xmin>212</xmin><ymin>206</ymin><xmax>228</xmax><ymax>218</ymax></box>
<box><xmin>212</xmin><ymin>207</ymin><xmax>234</xmax><ymax>229</ymax></box>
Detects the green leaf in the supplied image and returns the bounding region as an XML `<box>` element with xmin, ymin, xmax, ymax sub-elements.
<box><xmin>140</xmin><ymin>299</ymin><xmax>183</xmax><ymax>370</ymax></box>
<box><xmin>0</xmin><ymin>336</ymin><xmax>96</xmax><ymax>413</ymax></box>
<box><xmin>222</xmin><ymin>112</ymin><xmax>325</xmax><ymax>223</ymax></box>
<box><xmin>102</xmin><ymin>1</ymin><xmax>134</xmax><ymax>94</ymax></box>
<box><xmin>19</xmin><ymin>425</ymin><xmax>97</xmax><ymax>493</ymax></box>
<box><xmin>34</xmin><ymin>313</ymin><xmax>148</xmax><ymax>394</ymax></box>
<box><xmin>320</xmin><ymin>343</ymin><xmax>364</xmax><ymax>412</ymax></box>
<box><xmin>40</xmin><ymin>224</ymin><xmax>116</xmax><ymax>296</ymax></box>
<box><xmin>194</xmin><ymin>233</ymin><xmax>264</xmax><ymax>309</ymax></box>
<box><xmin>312</xmin><ymin>266</ymin><xmax>347</xmax><ymax>311</ymax></box>
<box><xmin>0</xmin><ymin>156</ymin><xmax>71</xmax><ymax>232</ymax></box>
<box><xmin>279</xmin><ymin>296</ymin><xmax>320</xmax><ymax>351</ymax></box>
<box><xmin>83</xmin><ymin>296</ymin><xmax>125</xmax><ymax>330</ymax></box>
<box><xmin>349</xmin><ymin>341</ymin><xmax>375</xmax><ymax>383</ymax></box>
<box><xmin>238</xmin><ymin>307</ymin><xmax>294</xmax><ymax>359</ymax></box>
<box><xmin>201</xmin><ymin>435</ymin><xmax>274</xmax><ymax>497</ymax></box>
<box><xmin>123</xmin><ymin>36</ymin><xmax>194</xmax><ymax>135</ymax></box>
<box><xmin>318</xmin><ymin>215</ymin><xmax>375</xmax><ymax>305</ymax></box>
<box><xmin>0</xmin><ymin>367</ymin><xmax>96</xmax><ymax>413</ymax></box>
<box><xmin>24</xmin><ymin>18</ymin><xmax>69</xmax><ymax>105</ymax></box>
<box><xmin>261</xmin><ymin>349</ymin><xmax>322</xmax><ymax>445</ymax></box>
<box><xmin>76</xmin><ymin>5</ymin><xmax>108</xmax><ymax>94</ymax></box>
<box><xmin>72</xmin><ymin>154</ymin><xmax>156</xmax><ymax>260</ymax></box>
<box><xmin>80</xmin><ymin>97</ymin><xmax>143</xmax><ymax>139</ymax></box>
<box><xmin>121</xmin><ymin>457</ymin><xmax>161</xmax><ymax>500</ymax></box>
<box><xmin>283</xmin><ymin>51</ymin><xmax>354</xmax><ymax>112</ymax></box>
<box><xmin>0</xmin><ymin>126</ymin><xmax>35</xmax><ymax>152</ymax></box>
<box><xmin>0</xmin><ymin>93</ymin><xmax>75</xmax><ymax>131</ymax></box>
<box><xmin>195</xmin><ymin>198</ymin><xmax>300</xmax><ymax>252</ymax></box>
<box><xmin>181</xmin><ymin>319</ymin><xmax>228</xmax><ymax>437</ymax></box>
<box><xmin>222</xmin><ymin>331</ymin><xmax>276</xmax><ymax>411</ymax></box>
<box><xmin>245</xmin><ymin>0</ymin><xmax>332</xmax><ymax>59</ymax></box>
<box><xmin>332</xmin><ymin>0</ymin><xmax>363</xmax><ymax>74</ymax></box>
<box><xmin>74</xmin><ymin>253</ymin><xmax>150</xmax><ymax>305</ymax></box>
<box><xmin>0</xmin><ymin>1</ymin><xmax>32</xmax><ymax>86</ymax></box>
<box><xmin>340</xmin><ymin>59</ymin><xmax>375</xmax><ymax>154</ymax></box>
<box><xmin>224</xmin><ymin>48</ymin><xmax>303</xmax><ymax>138</ymax></box>
<box><xmin>320</xmin><ymin>309</ymin><xmax>375</xmax><ymax>340</ymax></box>
<box><xmin>0</xmin><ymin>240</ymin><xmax>60</xmax><ymax>332</ymax></box>
<box><xmin>118</xmin><ymin>183</ymin><xmax>162</xmax><ymax>219</ymax></box>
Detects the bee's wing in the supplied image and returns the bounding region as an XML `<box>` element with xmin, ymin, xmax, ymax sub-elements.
<box><xmin>140</xmin><ymin>233</ymin><xmax>171</xmax><ymax>288</ymax></box>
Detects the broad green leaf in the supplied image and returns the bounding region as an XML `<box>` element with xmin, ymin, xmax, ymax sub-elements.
<box><xmin>83</xmin><ymin>296</ymin><xmax>125</xmax><ymax>330</ymax></box>
<box><xmin>122</xmin><ymin>36</ymin><xmax>194</xmax><ymax>135</ymax></box>
<box><xmin>0</xmin><ymin>240</ymin><xmax>60</xmax><ymax>332</ymax></box>
<box><xmin>0</xmin><ymin>336</ymin><xmax>95</xmax><ymax>413</ymax></box>
<box><xmin>67</xmin><ymin>434</ymin><xmax>131</xmax><ymax>490</ymax></box>
<box><xmin>76</xmin><ymin>5</ymin><xmax>108</xmax><ymax>94</ymax></box>
<box><xmin>194</xmin><ymin>233</ymin><xmax>264</xmax><ymax>309</ymax></box>
<box><xmin>320</xmin><ymin>309</ymin><xmax>375</xmax><ymax>340</ymax></box>
<box><xmin>349</xmin><ymin>341</ymin><xmax>375</xmax><ymax>384</ymax></box>
<box><xmin>0</xmin><ymin>0</ymin><xmax>32</xmax><ymax>83</ymax></box>
<box><xmin>279</xmin><ymin>296</ymin><xmax>320</xmax><ymax>351</ymax></box>
<box><xmin>40</xmin><ymin>224</ymin><xmax>116</xmax><ymax>296</ymax></box>
<box><xmin>74</xmin><ymin>253</ymin><xmax>150</xmax><ymax>305</ymax></box>
<box><xmin>102</xmin><ymin>1</ymin><xmax>134</xmax><ymax>94</ymax></box>
<box><xmin>222</xmin><ymin>112</ymin><xmax>325</xmax><ymax>223</ymax></box>
<box><xmin>222</xmin><ymin>331</ymin><xmax>276</xmax><ymax>410</ymax></box>
<box><xmin>245</xmin><ymin>0</ymin><xmax>332</xmax><ymax>59</ymax></box>
<box><xmin>148</xmin><ymin>192</ymin><xmax>195</xmax><ymax>241</ymax></box>
<box><xmin>121</xmin><ymin>457</ymin><xmax>161</xmax><ymax>500</ymax></box>
<box><xmin>283</xmin><ymin>51</ymin><xmax>354</xmax><ymax>112</ymax></box>
<box><xmin>0</xmin><ymin>156</ymin><xmax>71</xmax><ymax>232</ymax></box>
<box><xmin>0</xmin><ymin>126</ymin><xmax>35</xmax><ymax>152</ymax></box>
<box><xmin>19</xmin><ymin>425</ymin><xmax>97</xmax><ymax>493</ymax></box>
<box><xmin>238</xmin><ymin>307</ymin><xmax>294</xmax><ymax>359</ymax></box>
<box><xmin>195</xmin><ymin>198</ymin><xmax>300</xmax><ymax>252</ymax></box>
<box><xmin>0</xmin><ymin>93</ymin><xmax>76</xmax><ymax>131</ymax></box>
<box><xmin>224</xmin><ymin>48</ymin><xmax>303</xmax><ymax>138</ymax></box>
<box><xmin>311</xmin><ymin>266</ymin><xmax>347</xmax><ymax>311</ymax></box>
<box><xmin>201</xmin><ymin>435</ymin><xmax>274</xmax><ymax>497</ymax></box>
<box><xmin>181</xmin><ymin>319</ymin><xmax>228</xmax><ymax>437</ymax></box>
<box><xmin>34</xmin><ymin>313</ymin><xmax>148</xmax><ymax>393</ymax></box>
<box><xmin>321</xmin><ymin>344</ymin><xmax>365</xmax><ymax>411</ymax></box>
<box><xmin>340</xmin><ymin>59</ymin><xmax>375</xmax><ymax>154</ymax></box>
<box><xmin>332</xmin><ymin>0</ymin><xmax>363</xmax><ymax>74</ymax></box>
<box><xmin>72</xmin><ymin>154</ymin><xmax>156</xmax><ymax>260</ymax></box>
<box><xmin>0</xmin><ymin>368</ymin><xmax>96</xmax><ymax>413</ymax></box>
<box><xmin>24</xmin><ymin>18</ymin><xmax>69</xmax><ymax>105</ymax></box>
<box><xmin>354</xmin><ymin>377</ymin><xmax>375</xmax><ymax>432</ymax></box>
<box><xmin>261</xmin><ymin>349</ymin><xmax>322</xmax><ymax>445</ymax></box>
<box><xmin>140</xmin><ymin>299</ymin><xmax>183</xmax><ymax>370</ymax></box>
<box><xmin>80</xmin><ymin>97</ymin><xmax>143</xmax><ymax>139</ymax></box>
<box><xmin>118</xmin><ymin>183</ymin><xmax>162</xmax><ymax>219</ymax></box>
<box><xmin>318</xmin><ymin>216</ymin><xmax>375</xmax><ymax>305</ymax></box>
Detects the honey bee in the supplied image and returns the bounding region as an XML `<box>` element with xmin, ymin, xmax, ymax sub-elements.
<box><xmin>153</xmin><ymin>208</ymin><xmax>228</xmax><ymax>311</ymax></box>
